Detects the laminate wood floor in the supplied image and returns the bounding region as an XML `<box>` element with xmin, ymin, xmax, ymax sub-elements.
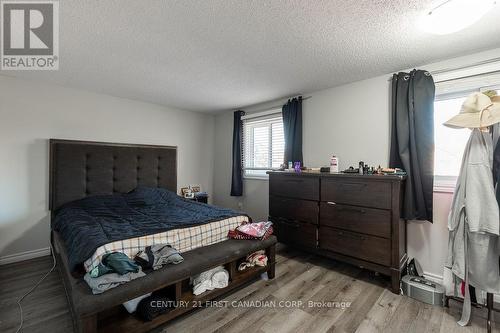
<box><xmin>0</xmin><ymin>246</ymin><xmax>498</xmax><ymax>333</ymax></box>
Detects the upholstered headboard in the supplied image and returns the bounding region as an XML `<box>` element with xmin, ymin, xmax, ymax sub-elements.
<box><xmin>49</xmin><ymin>139</ymin><xmax>177</xmax><ymax>211</ymax></box>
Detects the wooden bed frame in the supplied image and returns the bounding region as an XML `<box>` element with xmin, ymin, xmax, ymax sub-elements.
<box><xmin>49</xmin><ymin>139</ymin><xmax>276</xmax><ymax>333</ymax></box>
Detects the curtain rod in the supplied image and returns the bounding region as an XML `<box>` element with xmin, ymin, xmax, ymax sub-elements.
<box><xmin>388</xmin><ymin>57</ymin><xmax>500</xmax><ymax>81</ymax></box>
<box><xmin>245</xmin><ymin>95</ymin><xmax>312</xmax><ymax>114</ymax></box>
<box><xmin>435</xmin><ymin>69</ymin><xmax>500</xmax><ymax>84</ymax></box>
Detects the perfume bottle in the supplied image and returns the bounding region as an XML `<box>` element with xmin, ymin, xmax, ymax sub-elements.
<box><xmin>294</xmin><ymin>161</ymin><xmax>301</xmax><ymax>172</ymax></box>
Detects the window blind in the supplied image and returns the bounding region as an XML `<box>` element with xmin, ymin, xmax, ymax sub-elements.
<box><xmin>243</xmin><ymin>111</ymin><xmax>284</xmax><ymax>177</ymax></box>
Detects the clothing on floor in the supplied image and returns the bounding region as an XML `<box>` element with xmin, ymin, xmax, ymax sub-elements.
<box><xmin>84</xmin><ymin>268</ymin><xmax>145</xmax><ymax>294</ymax></box>
<box><xmin>191</xmin><ymin>266</ymin><xmax>229</xmax><ymax>296</ymax></box>
<box><xmin>445</xmin><ymin>129</ymin><xmax>500</xmax><ymax>326</ymax></box>
<box><xmin>123</xmin><ymin>293</ymin><xmax>152</xmax><ymax>313</ymax></box>
<box><xmin>134</xmin><ymin>244</ymin><xmax>183</xmax><ymax>271</ymax></box>
<box><xmin>136</xmin><ymin>294</ymin><xmax>174</xmax><ymax>322</ymax></box>
<box><xmin>238</xmin><ymin>250</ymin><xmax>268</xmax><ymax>271</ymax></box>
<box><xmin>90</xmin><ymin>252</ymin><xmax>140</xmax><ymax>278</ymax></box>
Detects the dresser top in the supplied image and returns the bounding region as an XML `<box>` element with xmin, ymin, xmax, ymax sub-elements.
<box><xmin>267</xmin><ymin>170</ymin><xmax>406</xmax><ymax>181</ymax></box>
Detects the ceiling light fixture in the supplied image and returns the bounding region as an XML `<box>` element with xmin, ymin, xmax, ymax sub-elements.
<box><xmin>420</xmin><ymin>0</ymin><xmax>496</xmax><ymax>35</ymax></box>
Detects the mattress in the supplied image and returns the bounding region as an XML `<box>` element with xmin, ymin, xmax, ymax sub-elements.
<box><xmin>83</xmin><ymin>215</ymin><xmax>248</xmax><ymax>272</ymax></box>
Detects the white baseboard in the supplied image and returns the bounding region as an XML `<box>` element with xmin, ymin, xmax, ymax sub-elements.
<box><xmin>423</xmin><ymin>271</ymin><xmax>500</xmax><ymax>304</ymax></box>
<box><xmin>0</xmin><ymin>247</ymin><xmax>50</xmax><ymax>265</ymax></box>
<box><xmin>423</xmin><ymin>271</ymin><xmax>444</xmax><ymax>284</ymax></box>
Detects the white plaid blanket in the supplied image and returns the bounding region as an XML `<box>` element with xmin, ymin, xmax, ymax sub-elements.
<box><xmin>83</xmin><ymin>215</ymin><xmax>248</xmax><ymax>272</ymax></box>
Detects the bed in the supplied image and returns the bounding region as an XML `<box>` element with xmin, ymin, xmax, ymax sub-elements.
<box><xmin>49</xmin><ymin>139</ymin><xmax>276</xmax><ymax>333</ymax></box>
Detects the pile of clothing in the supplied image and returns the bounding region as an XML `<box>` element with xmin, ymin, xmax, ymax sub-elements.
<box><xmin>83</xmin><ymin>244</ymin><xmax>184</xmax><ymax>320</ymax></box>
<box><xmin>228</xmin><ymin>221</ymin><xmax>273</xmax><ymax>240</ymax></box>
<box><xmin>134</xmin><ymin>244</ymin><xmax>184</xmax><ymax>270</ymax></box>
<box><xmin>191</xmin><ymin>266</ymin><xmax>229</xmax><ymax>296</ymax></box>
<box><xmin>84</xmin><ymin>252</ymin><xmax>145</xmax><ymax>295</ymax></box>
<box><xmin>84</xmin><ymin>244</ymin><xmax>184</xmax><ymax>295</ymax></box>
<box><xmin>238</xmin><ymin>250</ymin><xmax>268</xmax><ymax>271</ymax></box>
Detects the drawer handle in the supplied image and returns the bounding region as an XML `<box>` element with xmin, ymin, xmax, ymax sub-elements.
<box><xmin>284</xmin><ymin>179</ymin><xmax>304</xmax><ymax>183</ymax></box>
<box><xmin>327</xmin><ymin>201</ymin><xmax>337</xmax><ymax>205</ymax></box>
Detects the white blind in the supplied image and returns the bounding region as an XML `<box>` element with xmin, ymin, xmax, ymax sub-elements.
<box><xmin>243</xmin><ymin>112</ymin><xmax>284</xmax><ymax>177</ymax></box>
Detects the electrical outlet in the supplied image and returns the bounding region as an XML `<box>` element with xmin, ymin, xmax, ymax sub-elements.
<box><xmin>237</xmin><ymin>201</ymin><xmax>243</xmax><ymax>209</ymax></box>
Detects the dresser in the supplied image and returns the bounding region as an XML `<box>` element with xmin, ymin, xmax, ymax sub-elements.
<box><xmin>268</xmin><ymin>171</ymin><xmax>406</xmax><ymax>293</ymax></box>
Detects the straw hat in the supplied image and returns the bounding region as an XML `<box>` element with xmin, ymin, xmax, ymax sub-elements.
<box><xmin>444</xmin><ymin>92</ymin><xmax>500</xmax><ymax>129</ymax></box>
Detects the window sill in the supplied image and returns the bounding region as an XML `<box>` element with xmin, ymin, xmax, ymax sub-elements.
<box><xmin>243</xmin><ymin>175</ymin><xmax>269</xmax><ymax>181</ymax></box>
<box><xmin>433</xmin><ymin>185</ymin><xmax>455</xmax><ymax>194</ymax></box>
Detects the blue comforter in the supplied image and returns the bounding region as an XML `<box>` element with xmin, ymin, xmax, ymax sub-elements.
<box><xmin>52</xmin><ymin>187</ymin><xmax>246</xmax><ymax>271</ymax></box>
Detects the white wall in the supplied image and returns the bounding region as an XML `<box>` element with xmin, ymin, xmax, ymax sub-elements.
<box><xmin>213</xmin><ymin>47</ymin><xmax>500</xmax><ymax>280</ymax></box>
<box><xmin>0</xmin><ymin>75</ymin><xmax>215</xmax><ymax>262</ymax></box>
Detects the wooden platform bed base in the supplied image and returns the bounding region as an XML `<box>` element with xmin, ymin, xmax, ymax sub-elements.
<box><xmin>48</xmin><ymin>140</ymin><xmax>277</xmax><ymax>332</ymax></box>
<box><xmin>52</xmin><ymin>232</ymin><xmax>277</xmax><ymax>333</ymax></box>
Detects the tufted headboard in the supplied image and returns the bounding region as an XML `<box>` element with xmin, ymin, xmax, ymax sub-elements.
<box><xmin>49</xmin><ymin>139</ymin><xmax>177</xmax><ymax>211</ymax></box>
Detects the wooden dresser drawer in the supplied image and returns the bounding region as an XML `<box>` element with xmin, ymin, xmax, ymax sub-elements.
<box><xmin>270</xmin><ymin>196</ymin><xmax>319</xmax><ymax>224</ymax></box>
<box><xmin>319</xmin><ymin>226</ymin><xmax>391</xmax><ymax>266</ymax></box>
<box><xmin>269</xmin><ymin>175</ymin><xmax>319</xmax><ymax>201</ymax></box>
<box><xmin>320</xmin><ymin>202</ymin><xmax>391</xmax><ymax>238</ymax></box>
<box><xmin>321</xmin><ymin>178</ymin><xmax>392</xmax><ymax>209</ymax></box>
<box><xmin>272</xmin><ymin>218</ymin><xmax>317</xmax><ymax>249</ymax></box>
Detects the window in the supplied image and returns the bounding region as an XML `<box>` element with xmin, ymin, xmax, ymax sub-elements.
<box><xmin>243</xmin><ymin>110</ymin><xmax>284</xmax><ymax>178</ymax></box>
<box><xmin>434</xmin><ymin>96</ymin><xmax>471</xmax><ymax>188</ymax></box>
<box><xmin>433</xmin><ymin>72</ymin><xmax>500</xmax><ymax>191</ymax></box>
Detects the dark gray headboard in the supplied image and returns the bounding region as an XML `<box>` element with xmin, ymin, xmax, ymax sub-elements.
<box><xmin>49</xmin><ymin>139</ymin><xmax>177</xmax><ymax>211</ymax></box>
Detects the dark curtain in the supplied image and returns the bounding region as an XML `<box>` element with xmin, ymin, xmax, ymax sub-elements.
<box><xmin>389</xmin><ymin>70</ymin><xmax>435</xmax><ymax>222</ymax></box>
<box><xmin>230</xmin><ymin>110</ymin><xmax>245</xmax><ymax>196</ymax></box>
<box><xmin>282</xmin><ymin>97</ymin><xmax>303</xmax><ymax>164</ymax></box>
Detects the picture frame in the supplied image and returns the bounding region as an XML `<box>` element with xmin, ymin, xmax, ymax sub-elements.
<box><xmin>190</xmin><ymin>184</ymin><xmax>202</xmax><ymax>193</ymax></box>
<box><xmin>180</xmin><ymin>187</ymin><xmax>191</xmax><ymax>197</ymax></box>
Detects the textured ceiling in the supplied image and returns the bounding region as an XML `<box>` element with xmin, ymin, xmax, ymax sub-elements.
<box><xmin>3</xmin><ymin>0</ymin><xmax>500</xmax><ymax>112</ymax></box>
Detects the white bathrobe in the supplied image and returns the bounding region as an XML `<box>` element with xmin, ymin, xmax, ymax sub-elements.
<box><xmin>446</xmin><ymin>129</ymin><xmax>500</xmax><ymax>326</ymax></box>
